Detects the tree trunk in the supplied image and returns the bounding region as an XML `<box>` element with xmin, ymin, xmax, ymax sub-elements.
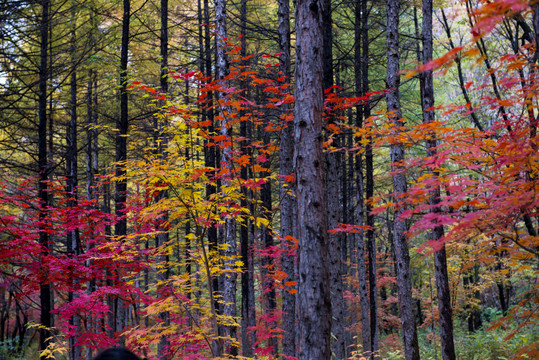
<box><xmin>201</xmin><ymin>0</ymin><xmax>221</xmax><ymax>353</ymax></box>
<box><xmin>239</xmin><ymin>1</ymin><xmax>256</xmax><ymax>356</ymax></box>
<box><xmin>386</xmin><ymin>0</ymin><xmax>420</xmax><ymax>359</ymax></box>
<box><xmin>362</xmin><ymin>0</ymin><xmax>379</xmax><ymax>355</ymax></box>
<box><xmin>277</xmin><ymin>0</ymin><xmax>296</xmax><ymax>356</ymax></box>
<box><xmin>354</xmin><ymin>0</ymin><xmax>371</xmax><ymax>355</ymax></box>
<box><xmin>85</xmin><ymin>8</ymin><xmax>99</xmax><ymax>350</ymax></box>
<box><xmin>157</xmin><ymin>0</ymin><xmax>170</xmax><ymax>357</ymax></box>
<box><xmin>295</xmin><ymin>1</ymin><xmax>332</xmax><ymax>359</ymax></box>
<box><xmin>420</xmin><ymin>1</ymin><xmax>456</xmax><ymax>359</ymax></box>
<box><xmin>322</xmin><ymin>0</ymin><xmax>346</xmax><ymax>358</ymax></box>
<box><xmin>67</xmin><ymin>11</ymin><xmax>81</xmax><ymax>359</ymax></box>
<box><xmin>38</xmin><ymin>1</ymin><xmax>52</xmax><ymax>358</ymax></box>
<box><xmin>114</xmin><ymin>0</ymin><xmax>130</xmax><ymax>341</ymax></box>
<box><xmin>215</xmin><ymin>0</ymin><xmax>238</xmax><ymax>355</ymax></box>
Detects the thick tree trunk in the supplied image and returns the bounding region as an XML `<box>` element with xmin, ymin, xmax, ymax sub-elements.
<box><xmin>38</xmin><ymin>1</ymin><xmax>52</xmax><ymax>358</ymax></box>
<box><xmin>420</xmin><ymin>1</ymin><xmax>456</xmax><ymax>359</ymax></box>
<box><xmin>386</xmin><ymin>0</ymin><xmax>420</xmax><ymax>359</ymax></box>
<box><xmin>295</xmin><ymin>1</ymin><xmax>332</xmax><ymax>359</ymax></box>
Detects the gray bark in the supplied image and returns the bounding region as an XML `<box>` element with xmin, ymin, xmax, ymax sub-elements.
<box><xmin>362</xmin><ymin>0</ymin><xmax>378</xmax><ymax>355</ymax></box>
<box><xmin>354</xmin><ymin>0</ymin><xmax>371</xmax><ymax>355</ymax></box>
<box><xmin>202</xmin><ymin>0</ymin><xmax>220</xmax><ymax>352</ymax></box>
<box><xmin>278</xmin><ymin>0</ymin><xmax>296</xmax><ymax>356</ymax></box>
<box><xmin>215</xmin><ymin>0</ymin><xmax>238</xmax><ymax>354</ymax></box>
<box><xmin>322</xmin><ymin>0</ymin><xmax>346</xmax><ymax>356</ymax></box>
<box><xmin>295</xmin><ymin>1</ymin><xmax>332</xmax><ymax>359</ymax></box>
<box><xmin>386</xmin><ymin>0</ymin><xmax>420</xmax><ymax>359</ymax></box>
<box><xmin>420</xmin><ymin>1</ymin><xmax>456</xmax><ymax>359</ymax></box>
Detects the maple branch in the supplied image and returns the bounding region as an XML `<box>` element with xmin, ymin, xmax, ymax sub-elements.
<box><xmin>497</xmin><ymin>231</ymin><xmax>539</xmax><ymax>258</ymax></box>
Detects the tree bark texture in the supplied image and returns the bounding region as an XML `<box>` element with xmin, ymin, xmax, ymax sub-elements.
<box><xmin>420</xmin><ymin>1</ymin><xmax>456</xmax><ymax>359</ymax></box>
<box><xmin>215</xmin><ymin>0</ymin><xmax>238</xmax><ymax>354</ymax></box>
<box><xmin>113</xmin><ymin>0</ymin><xmax>130</xmax><ymax>340</ymax></box>
<box><xmin>362</xmin><ymin>0</ymin><xmax>379</xmax><ymax>355</ymax></box>
<box><xmin>321</xmin><ymin>1</ymin><xmax>345</xmax><ymax>359</ymax></box>
<box><xmin>67</xmin><ymin>13</ymin><xmax>81</xmax><ymax>359</ymax></box>
<box><xmin>38</xmin><ymin>1</ymin><xmax>52</xmax><ymax>358</ymax></box>
<box><xmin>354</xmin><ymin>0</ymin><xmax>371</xmax><ymax>355</ymax></box>
<box><xmin>295</xmin><ymin>1</ymin><xmax>332</xmax><ymax>359</ymax></box>
<box><xmin>201</xmin><ymin>0</ymin><xmax>220</xmax><ymax>352</ymax></box>
<box><xmin>278</xmin><ymin>0</ymin><xmax>296</xmax><ymax>356</ymax></box>
<box><xmin>239</xmin><ymin>1</ymin><xmax>256</xmax><ymax>357</ymax></box>
<box><xmin>157</xmin><ymin>0</ymin><xmax>170</xmax><ymax>357</ymax></box>
<box><xmin>386</xmin><ymin>0</ymin><xmax>420</xmax><ymax>359</ymax></box>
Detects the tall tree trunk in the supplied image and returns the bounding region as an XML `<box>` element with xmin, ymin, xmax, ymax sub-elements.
<box><xmin>354</xmin><ymin>0</ymin><xmax>371</xmax><ymax>355</ymax></box>
<box><xmin>362</xmin><ymin>0</ymin><xmax>379</xmax><ymax>355</ymax></box>
<box><xmin>85</xmin><ymin>8</ymin><xmax>99</xmax><ymax>352</ymax></box>
<box><xmin>277</xmin><ymin>0</ymin><xmax>296</xmax><ymax>356</ymax></box>
<box><xmin>38</xmin><ymin>1</ymin><xmax>52</xmax><ymax>358</ymax></box>
<box><xmin>295</xmin><ymin>1</ymin><xmax>331</xmax><ymax>359</ymax></box>
<box><xmin>67</xmin><ymin>10</ymin><xmax>81</xmax><ymax>359</ymax></box>
<box><xmin>202</xmin><ymin>0</ymin><xmax>221</xmax><ymax>353</ymax></box>
<box><xmin>215</xmin><ymin>0</ymin><xmax>238</xmax><ymax>355</ymax></box>
<box><xmin>420</xmin><ymin>1</ymin><xmax>456</xmax><ymax>359</ymax></box>
<box><xmin>238</xmin><ymin>1</ymin><xmax>254</xmax><ymax>358</ymax></box>
<box><xmin>114</xmin><ymin>0</ymin><xmax>130</xmax><ymax>341</ymax></box>
<box><xmin>157</xmin><ymin>0</ymin><xmax>170</xmax><ymax>357</ymax></box>
<box><xmin>321</xmin><ymin>1</ymin><xmax>345</xmax><ymax>358</ymax></box>
<box><xmin>85</xmin><ymin>65</ymin><xmax>97</xmax><ymax>360</ymax></box>
<box><xmin>386</xmin><ymin>0</ymin><xmax>420</xmax><ymax>359</ymax></box>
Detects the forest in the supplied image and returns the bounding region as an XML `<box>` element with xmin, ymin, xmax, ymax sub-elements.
<box><xmin>0</xmin><ymin>0</ymin><xmax>537</xmax><ymax>359</ymax></box>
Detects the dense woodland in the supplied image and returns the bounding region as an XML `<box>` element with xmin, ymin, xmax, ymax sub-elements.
<box><xmin>0</xmin><ymin>0</ymin><xmax>537</xmax><ymax>359</ymax></box>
